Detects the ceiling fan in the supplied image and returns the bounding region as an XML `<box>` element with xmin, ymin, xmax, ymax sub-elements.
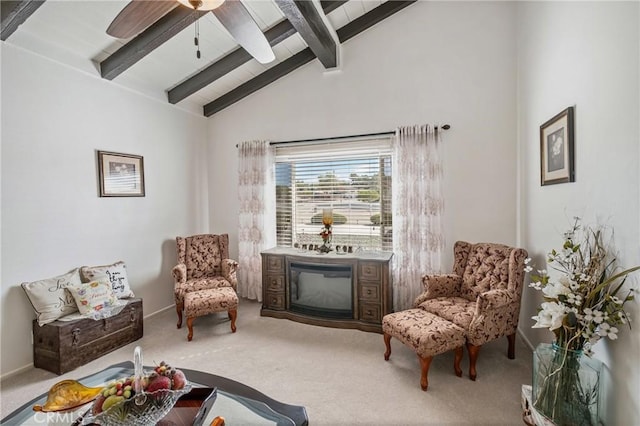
<box><xmin>107</xmin><ymin>0</ymin><xmax>276</xmax><ymax>64</ymax></box>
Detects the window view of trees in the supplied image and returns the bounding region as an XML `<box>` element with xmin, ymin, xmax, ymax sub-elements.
<box><xmin>275</xmin><ymin>156</ymin><xmax>392</xmax><ymax>251</ymax></box>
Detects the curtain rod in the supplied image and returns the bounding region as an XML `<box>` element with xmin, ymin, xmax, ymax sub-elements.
<box><xmin>235</xmin><ymin>124</ymin><xmax>450</xmax><ymax>148</ymax></box>
<box><xmin>271</xmin><ymin>124</ymin><xmax>450</xmax><ymax>146</ymax></box>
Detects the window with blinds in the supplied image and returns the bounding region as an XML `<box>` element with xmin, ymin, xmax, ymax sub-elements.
<box><xmin>275</xmin><ymin>136</ymin><xmax>393</xmax><ymax>251</ymax></box>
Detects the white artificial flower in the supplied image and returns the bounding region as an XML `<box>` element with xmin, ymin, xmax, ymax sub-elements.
<box><xmin>529</xmin><ymin>281</ymin><xmax>542</xmax><ymax>290</ymax></box>
<box><xmin>532</xmin><ymin>302</ymin><xmax>566</xmax><ymax>331</ymax></box>
<box><xmin>611</xmin><ymin>296</ymin><xmax>622</xmax><ymax>304</ymax></box>
<box><xmin>524</xmin><ymin>258</ymin><xmax>532</xmax><ymax>265</ymax></box>
<box><xmin>597</xmin><ymin>323</ymin><xmax>619</xmax><ymax>340</ymax></box>
<box><xmin>542</xmin><ymin>281</ymin><xmax>571</xmax><ymax>299</ymax></box>
<box><xmin>524</xmin><ymin>265</ymin><xmax>533</xmax><ymax>273</ymax></box>
<box><xmin>591</xmin><ymin>310</ymin><xmax>605</xmax><ymax>324</ymax></box>
<box><xmin>583</xmin><ymin>308</ymin><xmax>595</xmax><ymax>322</ymax></box>
<box><xmin>566</xmin><ymin>293</ymin><xmax>578</xmax><ymax>305</ymax></box>
<box><xmin>597</xmin><ymin>322</ymin><xmax>610</xmax><ymax>334</ymax></box>
<box><xmin>619</xmin><ymin>311</ymin><xmax>628</xmax><ymax>324</ymax></box>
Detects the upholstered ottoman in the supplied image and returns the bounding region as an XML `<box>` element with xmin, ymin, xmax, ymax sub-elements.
<box><xmin>382</xmin><ymin>309</ymin><xmax>466</xmax><ymax>391</ymax></box>
<box><xmin>184</xmin><ymin>287</ymin><xmax>238</xmax><ymax>341</ymax></box>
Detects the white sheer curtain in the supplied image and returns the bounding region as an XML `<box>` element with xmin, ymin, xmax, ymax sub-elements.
<box><xmin>237</xmin><ymin>140</ymin><xmax>276</xmax><ymax>301</ymax></box>
<box><xmin>392</xmin><ymin>125</ymin><xmax>445</xmax><ymax>311</ymax></box>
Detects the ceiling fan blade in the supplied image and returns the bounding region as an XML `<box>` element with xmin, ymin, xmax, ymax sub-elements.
<box><xmin>107</xmin><ymin>0</ymin><xmax>178</xmax><ymax>39</ymax></box>
<box><xmin>211</xmin><ymin>1</ymin><xmax>275</xmax><ymax>64</ymax></box>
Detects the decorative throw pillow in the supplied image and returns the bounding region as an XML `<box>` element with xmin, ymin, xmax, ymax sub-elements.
<box><xmin>80</xmin><ymin>261</ymin><xmax>135</xmax><ymax>299</ymax></box>
<box><xmin>21</xmin><ymin>268</ymin><xmax>81</xmax><ymax>326</ymax></box>
<box><xmin>67</xmin><ymin>281</ymin><xmax>119</xmax><ymax>316</ymax></box>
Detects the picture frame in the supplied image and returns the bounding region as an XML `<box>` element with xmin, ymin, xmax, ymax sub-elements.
<box><xmin>97</xmin><ymin>151</ymin><xmax>145</xmax><ymax>197</ymax></box>
<box><xmin>540</xmin><ymin>106</ymin><xmax>575</xmax><ymax>186</ymax></box>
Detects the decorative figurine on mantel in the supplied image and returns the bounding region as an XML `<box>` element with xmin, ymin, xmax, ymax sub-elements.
<box><xmin>318</xmin><ymin>208</ymin><xmax>333</xmax><ymax>253</ymax></box>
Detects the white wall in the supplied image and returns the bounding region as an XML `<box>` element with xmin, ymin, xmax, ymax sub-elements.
<box><xmin>517</xmin><ymin>2</ymin><xmax>640</xmax><ymax>422</ymax></box>
<box><xmin>0</xmin><ymin>44</ymin><xmax>210</xmax><ymax>376</ymax></box>
<box><xmin>207</xmin><ymin>1</ymin><xmax>519</xmax><ymax>267</ymax></box>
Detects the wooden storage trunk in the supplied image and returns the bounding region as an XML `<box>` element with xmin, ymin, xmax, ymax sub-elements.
<box><xmin>32</xmin><ymin>298</ymin><xmax>143</xmax><ymax>375</ymax></box>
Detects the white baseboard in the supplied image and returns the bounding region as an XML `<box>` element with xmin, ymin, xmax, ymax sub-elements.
<box><xmin>517</xmin><ymin>327</ymin><xmax>535</xmax><ymax>351</ymax></box>
<box><xmin>143</xmin><ymin>304</ymin><xmax>173</xmax><ymax>319</ymax></box>
<box><xmin>0</xmin><ymin>363</ymin><xmax>35</xmax><ymax>381</ymax></box>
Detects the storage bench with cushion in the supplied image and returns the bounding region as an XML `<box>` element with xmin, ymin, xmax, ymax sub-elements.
<box><xmin>21</xmin><ymin>262</ymin><xmax>143</xmax><ymax>374</ymax></box>
<box><xmin>32</xmin><ymin>298</ymin><xmax>143</xmax><ymax>374</ymax></box>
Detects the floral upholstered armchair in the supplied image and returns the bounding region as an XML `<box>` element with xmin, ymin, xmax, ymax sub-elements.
<box><xmin>414</xmin><ymin>241</ymin><xmax>528</xmax><ymax>380</ymax></box>
<box><xmin>172</xmin><ymin>234</ymin><xmax>239</xmax><ymax>328</ymax></box>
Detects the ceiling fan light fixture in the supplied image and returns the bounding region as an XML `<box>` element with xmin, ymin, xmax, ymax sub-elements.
<box><xmin>177</xmin><ymin>0</ymin><xmax>225</xmax><ymax>11</ymax></box>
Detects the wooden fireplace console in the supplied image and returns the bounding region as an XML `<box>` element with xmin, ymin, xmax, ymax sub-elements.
<box><xmin>260</xmin><ymin>248</ymin><xmax>393</xmax><ymax>333</ymax></box>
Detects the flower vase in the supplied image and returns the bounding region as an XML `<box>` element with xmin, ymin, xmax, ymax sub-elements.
<box><xmin>532</xmin><ymin>343</ymin><xmax>602</xmax><ymax>426</ymax></box>
<box><xmin>318</xmin><ymin>235</ymin><xmax>332</xmax><ymax>253</ymax></box>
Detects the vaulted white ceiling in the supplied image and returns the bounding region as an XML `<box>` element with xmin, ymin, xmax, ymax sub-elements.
<box><xmin>2</xmin><ymin>0</ymin><xmax>415</xmax><ymax>116</ymax></box>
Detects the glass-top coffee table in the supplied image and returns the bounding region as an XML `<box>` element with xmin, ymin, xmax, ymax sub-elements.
<box><xmin>1</xmin><ymin>361</ymin><xmax>308</xmax><ymax>426</ymax></box>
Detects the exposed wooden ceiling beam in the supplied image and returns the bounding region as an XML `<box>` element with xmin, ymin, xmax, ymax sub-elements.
<box><xmin>274</xmin><ymin>0</ymin><xmax>336</xmax><ymax>69</ymax></box>
<box><xmin>203</xmin><ymin>1</ymin><xmax>416</xmax><ymax>117</ymax></box>
<box><xmin>320</xmin><ymin>1</ymin><xmax>348</xmax><ymax>15</ymax></box>
<box><xmin>168</xmin><ymin>0</ymin><xmax>342</xmax><ymax>105</ymax></box>
<box><xmin>100</xmin><ymin>7</ymin><xmax>206</xmax><ymax>81</ymax></box>
<box><xmin>204</xmin><ymin>48</ymin><xmax>315</xmax><ymax>117</ymax></box>
<box><xmin>1</xmin><ymin>0</ymin><xmax>45</xmax><ymax>41</ymax></box>
<box><xmin>168</xmin><ymin>19</ymin><xmax>297</xmax><ymax>104</ymax></box>
<box><xmin>336</xmin><ymin>0</ymin><xmax>416</xmax><ymax>43</ymax></box>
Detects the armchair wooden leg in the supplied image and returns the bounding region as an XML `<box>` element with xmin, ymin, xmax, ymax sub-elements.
<box><xmin>507</xmin><ymin>333</ymin><xmax>516</xmax><ymax>359</ymax></box>
<box><xmin>383</xmin><ymin>333</ymin><xmax>392</xmax><ymax>361</ymax></box>
<box><xmin>466</xmin><ymin>342</ymin><xmax>481</xmax><ymax>381</ymax></box>
<box><xmin>186</xmin><ymin>317</ymin><xmax>195</xmax><ymax>341</ymax></box>
<box><xmin>176</xmin><ymin>301</ymin><xmax>183</xmax><ymax>329</ymax></box>
<box><xmin>418</xmin><ymin>355</ymin><xmax>433</xmax><ymax>391</ymax></box>
<box><xmin>453</xmin><ymin>346</ymin><xmax>463</xmax><ymax>377</ymax></box>
<box><xmin>228</xmin><ymin>309</ymin><xmax>237</xmax><ymax>333</ymax></box>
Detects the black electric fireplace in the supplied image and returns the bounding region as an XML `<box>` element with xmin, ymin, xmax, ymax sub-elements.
<box><xmin>288</xmin><ymin>261</ymin><xmax>353</xmax><ymax>319</ymax></box>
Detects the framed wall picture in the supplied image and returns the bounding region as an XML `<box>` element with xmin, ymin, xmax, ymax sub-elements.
<box><xmin>97</xmin><ymin>151</ymin><xmax>145</xmax><ymax>197</ymax></box>
<box><xmin>540</xmin><ymin>106</ymin><xmax>575</xmax><ymax>186</ymax></box>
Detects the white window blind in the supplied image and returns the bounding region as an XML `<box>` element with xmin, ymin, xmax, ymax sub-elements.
<box><xmin>275</xmin><ymin>136</ymin><xmax>393</xmax><ymax>251</ymax></box>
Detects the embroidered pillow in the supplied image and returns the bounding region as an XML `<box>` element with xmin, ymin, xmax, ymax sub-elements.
<box><xmin>67</xmin><ymin>281</ymin><xmax>119</xmax><ymax>316</ymax></box>
<box><xmin>80</xmin><ymin>261</ymin><xmax>135</xmax><ymax>299</ymax></box>
<box><xmin>21</xmin><ymin>268</ymin><xmax>81</xmax><ymax>326</ymax></box>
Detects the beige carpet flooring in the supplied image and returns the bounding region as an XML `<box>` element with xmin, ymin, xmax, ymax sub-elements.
<box><xmin>1</xmin><ymin>300</ymin><xmax>533</xmax><ymax>425</ymax></box>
